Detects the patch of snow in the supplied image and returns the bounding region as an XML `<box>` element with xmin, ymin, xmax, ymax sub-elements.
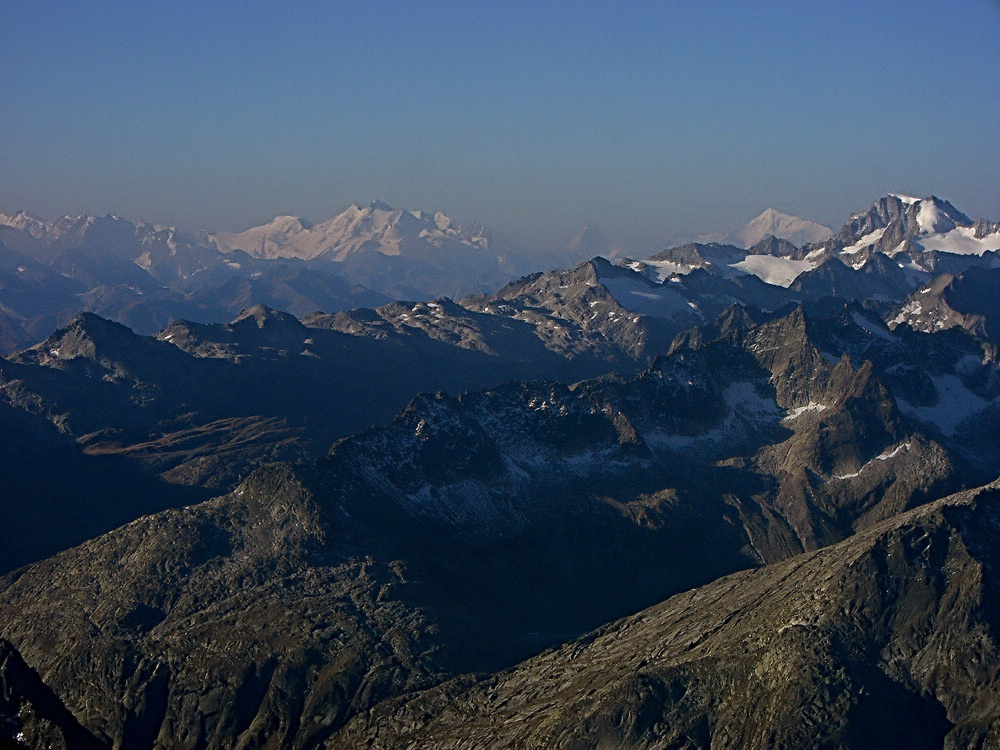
<box><xmin>561</xmin><ymin>446</ymin><xmax>642</xmax><ymax>475</ymax></box>
<box><xmin>783</xmin><ymin>402</ymin><xmax>827</xmax><ymax>421</ymax></box>
<box><xmin>913</xmin><ymin>225</ymin><xmax>1000</xmax><ymax>256</ymax></box>
<box><xmin>723</xmin><ymin>382</ymin><xmax>778</xmax><ymax>416</ymax></box>
<box><xmin>840</xmin><ymin>226</ymin><xmax>887</xmax><ymax>255</ymax></box>
<box><xmin>645</xmin><ymin>383</ymin><xmax>776</xmax><ymax>454</ymax></box>
<box><xmin>778</xmin><ymin>619</ymin><xmax>811</xmax><ymax>634</ymax></box>
<box><xmin>891</xmin><ymin>194</ymin><xmax>920</xmax><ymax>204</ymax></box>
<box><xmin>917</xmin><ymin>200</ymin><xmax>949</xmax><ymax>234</ymax></box>
<box><xmin>601</xmin><ymin>276</ymin><xmax>694</xmax><ymax>318</ymax></box>
<box><xmin>729</xmin><ymin>255</ymin><xmax>816</xmax><ymax>287</ymax></box>
<box><xmin>897</xmin><ymin>375</ymin><xmax>989</xmax><ymax>436</ymax></box>
<box><xmin>875</xmin><ymin>443</ymin><xmax>910</xmax><ymax>461</ymax></box>
<box><xmin>850</xmin><ymin>311</ymin><xmax>896</xmax><ymax>342</ymax></box>
<box><xmin>644</xmin><ymin>429</ymin><xmax>718</xmax><ymax>450</ymax></box>
<box><xmin>405</xmin><ymin>480</ymin><xmax>509</xmax><ymax>527</ymax></box>
<box><xmin>644</xmin><ymin>259</ymin><xmax>697</xmax><ymax>282</ymax></box>
<box><xmin>889</xmin><ymin>299</ymin><xmax>922</xmax><ymax>327</ymax></box>
<box><xmin>833</xmin><ymin>442</ymin><xmax>911</xmax><ymax>480</ymax></box>
<box><xmin>954</xmin><ymin>353</ymin><xmax>985</xmax><ymax>375</ymax></box>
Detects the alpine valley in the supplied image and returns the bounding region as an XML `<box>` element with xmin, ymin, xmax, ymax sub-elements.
<box><xmin>1</xmin><ymin>194</ymin><xmax>1000</xmax><ymax>749</ymax></box>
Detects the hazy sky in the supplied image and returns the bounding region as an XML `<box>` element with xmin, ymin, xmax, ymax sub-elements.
<box><xmin>2</xmin><ymin>0</ymin><xmax>998</xmax><ymax>252</ymax></box>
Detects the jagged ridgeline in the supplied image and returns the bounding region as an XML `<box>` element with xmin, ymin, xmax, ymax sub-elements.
<box><xmin>0</xmin><ymin>193</ymin><xmax>997</xmax><ymax>353</ymax></box>
<box><xmin>0</xmin><ymin>194</ymin><xmax>998</xmax><ymax>748</ymax></box>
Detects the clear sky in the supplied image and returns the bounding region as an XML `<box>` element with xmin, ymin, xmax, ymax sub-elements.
<box><xmin>2</xmin><ymin>0</ymin><xmax>998</xmax><ymax>253</ymax></box>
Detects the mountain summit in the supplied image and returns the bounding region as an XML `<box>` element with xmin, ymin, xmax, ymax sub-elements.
<box><xmin>569</xmin><ymin>221</ymin><xmax>611</xmax><ymax>256</ymax></box>
<box><xmin>731</xmin><ymin>208</ymin><xmax>833</xmax><ymax>249</ymax></box>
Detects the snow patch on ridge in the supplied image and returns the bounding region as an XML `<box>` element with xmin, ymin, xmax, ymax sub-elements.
<box><xmin>783</xmin><ymin>402</ymin><xmax>827</xmax><ymax>421</ymax></box>
<box><xmin>642</xmin><ymin>259</ymin><xmax>697</xmax><ymax>282</ymax></box>
<box><xmin>841</xmin><ymin>227</ymin><xmax>888</xmax><ymax>256</ymax></box>
<box><xmin>833</xmin><ymin>442</ymin><xmax>911</xmax><ymax>480</ymax></box>
<box><xmin>601</xmin><ymin>276</ymin><xmax>695</xmax><ymax>317</ymax></box>
<box><xmin>850</xmin><ymin>311</ymin><xmax>896</xmax><ymax>342</ymax></box>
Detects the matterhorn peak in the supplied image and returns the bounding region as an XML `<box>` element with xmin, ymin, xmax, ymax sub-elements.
<box><xmin>568</xmin><ymin>221</ymin><xmax>611</xmax><ymax>258</ymax></box>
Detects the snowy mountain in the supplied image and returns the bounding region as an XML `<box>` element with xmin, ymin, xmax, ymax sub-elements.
<box><xmin>625</xmin><ymin>195</ymin><xmax>1000</xmax><ymax>292</ymax></box>
<box><xmin>0</xmin><ymin>204</ymin><xmax>541</xmax><ymax>345</ymax></box>
<box><xmin>729</xmin><ymin>208</ymin><xmax>833</xmax><ymax>248</ymax></box>
<box><xmin>211</xmin><ymin>200</ymin><xmax>524</xmax><ymax>266</ymax></box>
<box><xmin>212</xmin><ymin>200</ymin><xmax>535</xmax><ymax>298</ymax></box>
<box><xmin>816</xmin><ymin>194</ymin><xmax>1000</xmax><ymax>271</ymax></box>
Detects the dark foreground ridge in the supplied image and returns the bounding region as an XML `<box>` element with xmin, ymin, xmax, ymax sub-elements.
<box><xmin>345</xmin><ymin>481</ymin><xmax>1000</xmax><ymax>748</ymax></box>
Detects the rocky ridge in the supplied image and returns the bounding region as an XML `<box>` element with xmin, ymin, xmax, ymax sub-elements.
<box><xmin>344</xmin><ymin>481</ymin><xmax>1000</xmax><ymax>749</ymax></box>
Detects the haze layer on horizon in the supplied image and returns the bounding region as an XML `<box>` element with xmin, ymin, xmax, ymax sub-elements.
<box><xmin>2</xmin><ymin>0</ymin><xmax>998</xmax><ymax>253</ymax></box>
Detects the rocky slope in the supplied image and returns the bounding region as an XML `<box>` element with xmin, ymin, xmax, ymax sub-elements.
<box><xmin>890</xmin><ymin>265</ymin><xmax>1000</xmax><ymax>354</ymax></box>
<box><xmin>0</xmin><ymin>639</ymin><xmax>103</xmax><ymax>749</ymax></box>
<box><xmin>348</xmin><ymin>481</ymin><xmax>1000</xmax><ymax>749</ymax></box>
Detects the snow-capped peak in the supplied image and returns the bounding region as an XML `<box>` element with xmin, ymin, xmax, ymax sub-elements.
<box><xmin>824</xmin><ymin>195</ymin><xmax>996</xmax><ymax>268</ymax></box>
<box><xmin>730</xmin><ymin>209</ymin><xmax>833</xmax><ymax>249</ymax></box>
<box><xmin>0</xmin><ymin>211</ymin><xmax>51</xmax><ymax>239</ymax></box>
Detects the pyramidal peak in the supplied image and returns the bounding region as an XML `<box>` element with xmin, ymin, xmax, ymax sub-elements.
<box><xmin>569</xmin><ymin>221</ymin><xmax>610</xmax><ymax>253</ymax></box>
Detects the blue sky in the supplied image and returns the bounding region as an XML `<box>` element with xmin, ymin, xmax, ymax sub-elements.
<box><xmin>2</xmin><ymin>0</ymin><xmax>998</xmax><ymax>252</ymax></box>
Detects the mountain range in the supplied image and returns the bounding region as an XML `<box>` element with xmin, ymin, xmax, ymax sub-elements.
<box><xmin>1</xmin><ymin>193</ymin><xmax>999</xmax><ymax>747</ymax></box>
<box><xmin>7</xmin><ymin>195</ymin><xmax>988</xmax><ymax>355</ymax></box>
<box><xmin>0</xmin><ymin>201</ymin><xmax>571</xmax><ymax>351</ymax></box>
